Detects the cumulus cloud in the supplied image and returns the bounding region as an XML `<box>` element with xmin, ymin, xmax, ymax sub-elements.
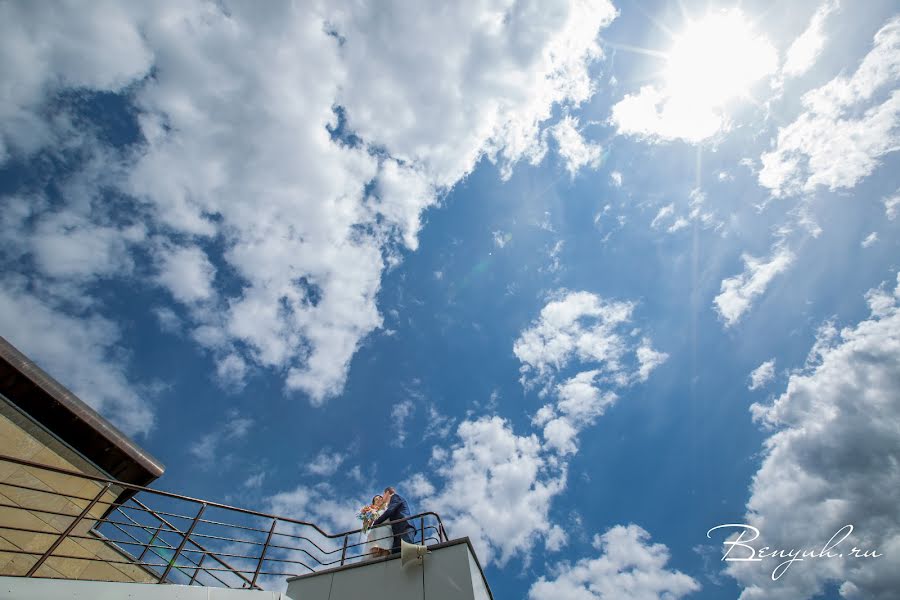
<box><xmin>549</xmin><ymin>115</ymin><xmax>604</xmax><ymax>176</ymax></box>
<box><xmin>713</xmin><ymin>244</ymin><xmax>794</xmax><ymax>327</ymax></box>
<box><xmin>153</xmin><ymin>306</ymin><xmax>181</xmax><ymax>333</ymax></box>
<box><xmin>215</xmin><ymin>353</ymin><xmax>248</xmax><ymax>388</ymax></box>
<box><xmin>0</xmin><ymin>280</ymin><xmax>154</xmax><ymax>436</ymax></box>
<box><xmin>528</xmin><ymin>524</ymin><xmax>700</xmax><ymax>599</ymax></box>
<box><xmin>721</xmin><ymin>274</ymin><xmax>900</xmax><ymax>599</ymax></box>
<box><xmin>636</xmin><ymin>338</ymin><xmax>669</xmax><ymax>382</ymax></box>
<box><xmin>390</xmin><ymin>398</ymin><xmax>416</xmax><ymax>448</ymax></box>
<box><xmin>611</xmin><ymin>84</ymin><xmax>728</xmax><ymax>144</ymax></box>
<box><xmin>305</xmin><ymin>449</ymin><xmax>348</xmax><ymax>477</ymax></box>
<box><xmin>154</xmin><ymin>244</ymin><xmax>217</xmax><ymax>304</ymax></box>
<box><xmin>748</xmin><ymin>358</ymin><xmax>776</xmax><ymax>390</ymax></box>
<box><xmin>0</xmin><ymin>1</ymin><xmax>153</xmax><ymax>160</ymax></box>
<box><xmin>413</xmin><ymin>416</ymin><xmax>566</xmax><ymax>566</ymax></box>
<box><xmin>514</xmin><ymin>291</ymin><xmax>635</xmax><ymax>386</ymax></box>
<box><xmin>410</xmin><ymin>292</ymin><xmax>667</xmax><ymax>566</ymax></box>
<box><xmin>759</xmin><ymin>17</ymin><xmax>900</xmax><ymax>196</ymax></box>
<box><xmin>536</xmin><ymin>370</ymin><xmax>618</xmax><ymax>455</ymax></box>
<box><xmin>861</xmin><ymin>232</ymin><xmax>879</xmax><ymax>248</ymax></box>
<box><xmin>609</xmin><ymin>171</ymin><xmax>623</xmax><ymax>187</ymax></box>
<box><xmin>782</xmin><ymin>0</ymin><xmax>839</xmax><ymax>78</ymax></box>
<box><xmin>190</xmin><ymin>411</ymin><xmax>254</xmax><ymax>463</ymax></box>
<box><xmin>0</xmin><ymin>0</ymin><xmax>621</xmax><ymax>412</ymax></box>
<box><xmin>242</xmin><ymin>471</ymin><xmax>266</xmax><ymax>490</ymax></box>
<box><xmin>884</xmin><ymin>191</ymin><xmax>900</xmax><ymax>220</ymax></box>
<box><xmin>515</xmin><ymin>291</ymin><xmax>667</xmax><ymax>454</ymax></box>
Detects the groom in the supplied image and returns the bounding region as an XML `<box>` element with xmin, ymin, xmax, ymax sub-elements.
<box><xmin>371</xmin><ymin>486</ymin><xmax>416</xmax><ymax>554</ymax></box>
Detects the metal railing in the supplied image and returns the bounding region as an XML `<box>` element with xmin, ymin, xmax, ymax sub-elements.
<box><xmin>0</xmin><ymin>453</ymin><xmax>447</xmax><ymax>589</ymax></box>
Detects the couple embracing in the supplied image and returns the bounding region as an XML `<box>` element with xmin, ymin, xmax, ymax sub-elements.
<box><xmin>359</xmin><ymin>486</ymin><xmax>415</xmax><ymax>558</ymax></box>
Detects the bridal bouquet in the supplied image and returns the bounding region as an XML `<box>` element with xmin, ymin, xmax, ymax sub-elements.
<box><xmin>357</xmin><ymin>506</ymin><xmax>378</xmax><ymax>533</ymax></box>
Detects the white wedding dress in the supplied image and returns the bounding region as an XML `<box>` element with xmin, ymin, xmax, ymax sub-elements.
<box><xmin>365</xmin><ymin>509</ymin><xmax>393</xmax><ymax>555</ymax></box>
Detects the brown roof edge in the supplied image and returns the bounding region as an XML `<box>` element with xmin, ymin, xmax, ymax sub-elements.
<box><xmin>0</xmin><ymin>335</ymin><xmax>164</xmax><ymax>485</ymax></box>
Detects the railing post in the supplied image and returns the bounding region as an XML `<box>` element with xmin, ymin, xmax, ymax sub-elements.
<box><xmin>158</xmin><ymin>503</ymin><xmax>206</xmax><ymax>584</ymax></box>
<box><xmin>138</xmin><ymin>522</ymin><xmax>165</xmax><ymax>562</ymax></box>
<box><xmin>27</xmin><ymin>483</ymin><xmax>111</xmax><ymax>577</ymax></box>
<box><xmin>339</xmin><ymin>534</ymin><xmax>349</xmax><ymax>565</ymax></box>
<box><xmin>188</xmin><ymin>552</ymin><xmax>206</xmax><ymax>585</ymax></box>
<box><xmin>251</xmin><ymin>518</ymin><xmax>277</xmax><ymax>588</ymax></box>
<box><xmin>420</xmin><ymin>518</ymin><xmax>425</xmax><ymax>545</ymax></box>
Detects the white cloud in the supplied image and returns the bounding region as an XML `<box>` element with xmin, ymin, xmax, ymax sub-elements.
<box><xmin>493</xmin><ymin>230</ymin><xmax>511</xmax><ymax>248</ymax></box>
<box><xmin>0</xmin><ymin>0</ymin><xmax>621</xmax><ymax>407</ymax></box>
<box><xmin>543</xmin><ymin>240</ymin><xmax>565</xmax><ymax>274</ymax></box>
<box><xmin>514</xmin><ymin>291</ymin><xmax>667</xmax><ymax>392</ymax></box>
<box><xmin>713</xmin><ymin>244</ymin><xmax>794</xmax><ymax>327</ymax></box>
<box><xmin>611</xmin><ymin>84</ymin><xmax>728</xmax><ymax>144</ymax></box>
<box><xmin>416</xmin><ymin>416</ymin><xmax>566</xmax><ymax>566</ymax></box>
<box><xmin>782</xmin><ymin>0</ymin><xmax>839</xmax><ymax>78</ymax></box>
<box><xmin>513</xmin><ymin>291</ymin><xmax>635</xmax><ymax>386</ymax></box>
<box><xmin>650</xmin><ymin>204</ymin><xmax>675</xmax><ymax>229</ymax></box>
<box><xmin>265</xmin><ymin>483</ymin><xmax>364</xmax><ymax>566</ymax></box>
<box><xmin>884</xmin><ymin>191</ymin><xmax>900</xmax><ymax>220</ymax></box>
<box><xmin>536</xmin><ymin>370</ymin><xmax>618</xmax><ymax>455</ymax></box>
<box><xmin>549</xmin><ymin>115</ymin><xmax>603</xmax><ymax>176</ymax></box>
<box><xmin>759</xmin><ymin>17</ymin><xmax>900</xmax><ymax>196</ymax></box>
<box><xmin>423</xmin><ymin>404</ymin><xmax>456</xmax><ymax>440</ymax></box>
<box><xmin>545</xmin><ymin>524</ymin><xmax>567</xmax><ymax>552</ymax></box>
<box><xmin>748</xmin><ymin>358</ymin><xmax>776</xmax><ymax>390</ymax></box>
<box><xmin>611</xmin><ymin>9</ymin><xmax>777</xmax><ymax>143</ymax></box>
<box><xmin>636</xmin><ymin>338</ymin><xmax>669</xmax><ymax>382</ymax></box>
<box><xmin>305</xmin><ymin>449</ymin><xmax>347</xmax><ymax>477</ymax></box>
<box><xmin>861</xmin><ymin>232</ymin><xmax>879</xmax><ymax>248</ymax></box>
<box><xmin>390</xmin><ymin>398</ymin><xmax>416</xmax><ymax>448</ymax></box>
<box><xmin>155</xmin><ymin>244</ymin><xmax>217</xmax><ymax>304</ymax></box>
<box><xmin>216</xmin><ymin>353</ymin><xmax>248</xmax><ymax>388</ymax></box>
<box><xmin>0</xmin><ymin>2</ymin><xmax>153</xmax><ymax>160</ymax></box>
<box><xmin>418</xmin><ymin>292</ymin><xmax>667</xmax><ymax>567</ymax></box>
<box><xmin>190</xmin><ymin>411</ymin><xmax>254</xmax><ymax>463</ymax></box>
<box><xmin>609</xmin><ymin>171</ymin><xmax>623</xmax><ymax>187</ymax></box>
<box><xmin>668</xmin><ymin>217</ymin><xmax>690</xmax><ymax>233</ymax></box>
<box><xmin>650</xmin><ymin>190</ymin><xmax>717</xmax><ymax>234</ymax></box>
<box><xmin>0</xmin><ymin>278</ymin><xmax>154</xmax><ymax>436</ymax></box>
<box><xmin>153</xmin><ymin>306</ymin><xmax>181</xmax><ymax>333</ymax></box>
<box><xmin>406</xmin><ymin>472</ymin><xmax>435</xmax><ymax>498</ymax></box>
<box><xmin>724</xmin><ymin>274</ymin><xmax>900</xmax><ymax>599</ymax></box>
<box><xmin>528</xmin><ymin>524</ymin><xmax>701</xmax><ymax>599</ymax></box>
<box><xmin>243</xmin><ymin>472</ymin><xmax>266</xmax><ymax>489</ymax></box>
<box><xmin>30</xmin><ymin>212</ymin><xmax>143</xmax><ymax>281</ymax></box>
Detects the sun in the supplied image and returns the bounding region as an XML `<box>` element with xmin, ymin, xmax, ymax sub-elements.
<box><xmin>664</xmin><ymin>9</ymin><xmax>777</xmax><ymax>109</ymax></box>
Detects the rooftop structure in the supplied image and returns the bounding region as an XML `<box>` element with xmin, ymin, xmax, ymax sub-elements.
<box><xmin>0</xmin><ymin>337</ymin><xmax>492</xmax><ymax>598</ymax></box>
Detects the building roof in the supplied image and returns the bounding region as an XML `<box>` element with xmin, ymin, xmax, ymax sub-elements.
<box><xmin>0</xmin><ymin>336</ymin><xmax>164</xmax><ymax>486</ymax></box>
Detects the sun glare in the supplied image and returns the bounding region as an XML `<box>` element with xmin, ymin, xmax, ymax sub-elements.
<box><xmin>665</xmin><ymin>9</ymin><xmax>777</xmax><ymax>109</ymax></box>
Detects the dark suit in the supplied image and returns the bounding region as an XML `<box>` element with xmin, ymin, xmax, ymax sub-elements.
<box><xmin>372</xmin><ymin>493</ymin><xmax>415</xmax><ymax>554</ymax></box>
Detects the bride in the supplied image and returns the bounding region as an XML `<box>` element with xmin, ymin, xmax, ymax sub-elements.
<box><xmin>360</xmin><ymin>494</ymin><xmax>392</xmax><ymax>558</ymax></box>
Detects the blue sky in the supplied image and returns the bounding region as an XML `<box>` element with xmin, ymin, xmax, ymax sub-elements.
<box><xmin>1</xmin><ymin>0</ymin><xmax>898</xmax><ymax>598</ymax></box>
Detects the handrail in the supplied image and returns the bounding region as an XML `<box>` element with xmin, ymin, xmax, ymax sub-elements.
<box><xmin>0</xmin><ymin>453</ymin><xmax>441</xmax><ymax>540</ymax></box>
<box><xmin>0</xmin><ymin>452</ymin><xmax>448</xmax><ymax>590</ymax></box>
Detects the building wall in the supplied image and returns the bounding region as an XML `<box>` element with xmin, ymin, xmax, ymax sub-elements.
<box><xmin>0</xmin><ymin>396</ymin><xmax>156</xmax><ymax>583</ymax></box>
<box><xmin>285</xmin><ymin>541</ymin><xmax>492</xmax><ymax>600</ymax></box>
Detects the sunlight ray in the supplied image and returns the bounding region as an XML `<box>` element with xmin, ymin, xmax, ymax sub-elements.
<box><xmin>628</xmin><ymin>0</ymin><xmax>678</xmax><ymax>39</ymax></box>
<box><xmin>599</xmin><ymin>38</ymin><xmax>668</xmax><ymax>59</ymax></box>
